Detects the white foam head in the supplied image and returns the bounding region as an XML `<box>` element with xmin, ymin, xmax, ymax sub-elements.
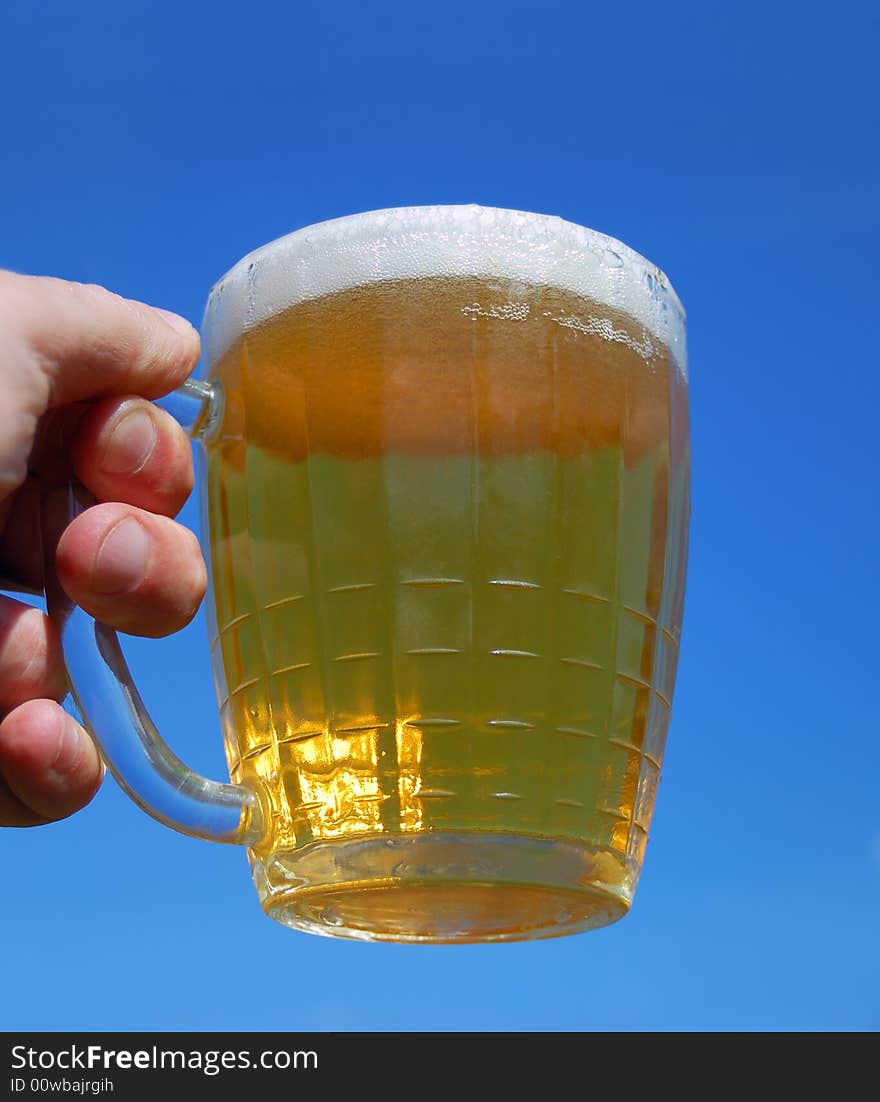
<box><xmin>203</xmin><ymin>205</ymin><xmax>686</xmax><ymax>370</ymax></box>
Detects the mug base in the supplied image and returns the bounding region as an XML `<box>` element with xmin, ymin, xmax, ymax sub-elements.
<box><xmin>255</xmin><ymin>832</ymin><xmax>633</xmax><ymax>943</ymax></box>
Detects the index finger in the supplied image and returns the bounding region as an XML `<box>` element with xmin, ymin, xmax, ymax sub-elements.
<box><xmin>0</xmin><ymin>271</ymin><xmax>201</xmax><ymax>409</ymax></box>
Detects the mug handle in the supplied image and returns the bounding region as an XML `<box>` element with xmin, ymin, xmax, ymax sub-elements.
<box><xmin>41</xmin><ymin>379</ymin><xmax>265</xmax><ymax>847</ymax></box>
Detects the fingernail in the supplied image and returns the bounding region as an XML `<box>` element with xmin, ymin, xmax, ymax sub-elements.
<box><xmin>154</xmin><ymin>307</ymin><xmax>196</xmax><ymax>338</ymax></box>
<box><xmin>93</xmin><ymin>517</ymin><xmax>151</xmax><ymax>595</ymax></box>
<box><xmin>48</xmin><ymin>716</ymin><xmax>92</xmax><ymax>785</ymax></box>
<box><xmin>100</xmin><ymin>408</ymin><xmax>157</xmax><ymax>476</ymax></box>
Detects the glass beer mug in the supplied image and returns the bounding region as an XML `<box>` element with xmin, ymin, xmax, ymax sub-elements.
<box><xmin>48</xmin><ymin>206</ymin><xmax>689</xmax><ymax>943</ymax></box>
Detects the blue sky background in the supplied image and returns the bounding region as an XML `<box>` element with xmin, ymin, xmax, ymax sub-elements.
<box><xmin>1</xmin><ymin>0</ymin><xmax>878</xmax><ymax>1032</ymax></box>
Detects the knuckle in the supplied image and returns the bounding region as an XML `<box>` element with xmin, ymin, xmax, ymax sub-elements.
<box><xmin>55</xmin><ymin>278</ymin><xmax>127</xmax><ymax>317</ymax></box>
<box><xmin>0</xmin><ymin>275</ymin><xmax>47</xmax><ymax>337</ymax></box>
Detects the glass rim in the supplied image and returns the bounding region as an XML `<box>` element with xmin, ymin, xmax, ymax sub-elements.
<box><xmin>211</xmin><ymin>205</ymin><xmax>683</xmax><ymax>313</ymax></box>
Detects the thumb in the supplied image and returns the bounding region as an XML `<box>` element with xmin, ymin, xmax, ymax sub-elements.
<box><xmin>0</xmin><ymin>270</ymin><xmax>200</xmax><ymax>500</ymax></box>
<box><xmin>0</xmin><ymin>270</ymin><xmax>200</xmax><ymax>411</ymax></box>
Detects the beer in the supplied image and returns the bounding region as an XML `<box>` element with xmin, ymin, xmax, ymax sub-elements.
<box><xmin>205</xmin><ymin>266</ymin><xmax>688</xmax><ymax>942</ymax></box>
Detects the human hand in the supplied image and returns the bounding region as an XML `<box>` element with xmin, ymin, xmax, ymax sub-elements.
<box><xmin>0</xmin><ymin>271</ymin><xmax>207</xmax><ymax>827</ymax></box>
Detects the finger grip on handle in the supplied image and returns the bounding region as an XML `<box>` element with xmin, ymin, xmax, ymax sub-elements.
<box><xmin>42</xmin><ymin>472</ymin><xmax>265</xmax><ymax>848</ymax></box>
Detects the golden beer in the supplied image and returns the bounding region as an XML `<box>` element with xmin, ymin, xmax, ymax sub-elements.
<box><xmin>203</xmin><ymin>212</ymin><xmax>688</xmax><ymax>942</ymax></box>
